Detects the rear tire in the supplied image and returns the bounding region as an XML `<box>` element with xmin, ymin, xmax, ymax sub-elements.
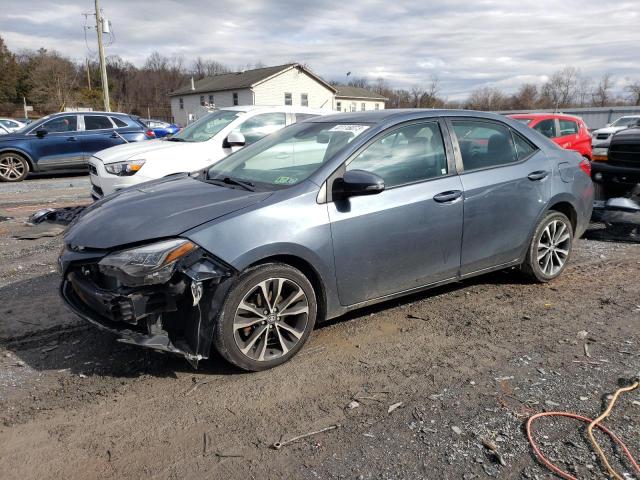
<box><xmin>213</xmin><ymin>263</ymin><xmax>317</xmax><ymax>371</ymax></box>
<box><xmin>522</xmin><ymin>212</ymin><xmax>573</xmax><ymax>283</ymax></box>
<box><xmin>0</xmin><ymin>153</ymin><xmax>29</xmax><ymax>182</ymax></box>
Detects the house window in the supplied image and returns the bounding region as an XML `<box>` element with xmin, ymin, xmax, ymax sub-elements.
<box><xmin>208</xmin><ymin>95</ymin><xmax>214</xmax><ymax>105</ymax></box>
<box><xmin>284</xmin><ymin>92</ymin><xmax>292</xmax><ymax>106</ymax></box>
<box><xmin>233</xmin><ymin>92</ymin><xmax>239</xmax><ymax>106</ymax></box>
<box><xmin>336</xmin><ymin>101</ymin><xmax>341</xmax><ymax>112</ymax></box>
<box><xmin>301</xmin><ymin>93</ymin><xmax>308</xmax><ymax>107</ymax></box>
<box><xmin>200</xmin><ymin>95</ymin><xmax>205</xmax><ymax>106</ymax></box>
<box><xmin>351</xmin><ymin>102</ymin><xmax>356</xmax><ymax>112</ymax></box>
<box><xmin>361</xmin><ymin>103</ymin><xmax>366</xmax><ymax>111</ymax></box>
<box><xmin>375</xmin><ymin>103</ymin><xmax>380</xmax><ymax>110</ymax></box>
<box><xmin>179</xmin><ymin>98</ymin><xmax>184</xmax><ymax>110</ymax></box>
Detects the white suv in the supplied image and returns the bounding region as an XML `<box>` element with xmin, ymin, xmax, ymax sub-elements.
<box><xmin>89</xmin><ymin>105</ymin><xmax>330</xmax><ymax>199</ymax></box>
<box><xmin>591</xmin><ymin>115</ymin><xmax>640</xmax><ymax>147</ymax></box>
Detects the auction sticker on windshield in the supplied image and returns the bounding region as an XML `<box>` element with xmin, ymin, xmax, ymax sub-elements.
<box><xmin>328</xmin><ymin>124</ymin><xmax>370</xmax><ymax>135</ymax></box>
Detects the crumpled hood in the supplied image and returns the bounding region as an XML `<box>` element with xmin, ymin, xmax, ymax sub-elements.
<box><xmin>64</xmin><ymin>175</ymin><xmax>272</xmax><ymax>249</ymax></box>
<box><xmin>94</xmin><ymin>139</ymin><xmax>199</xmax><ymax>164</ymax></box>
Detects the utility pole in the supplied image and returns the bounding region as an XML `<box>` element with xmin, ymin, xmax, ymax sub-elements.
<box><xmin>85</xmin><ymin>58</ymin><xmax>92</xmax><ymax>90</ymax></box>
<box><xmin>94</xmin><ymin>0</ymin><xmax>110</xmax><ymax>111</ymax></box>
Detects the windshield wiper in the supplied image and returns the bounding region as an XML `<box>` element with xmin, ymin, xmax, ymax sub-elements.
<box><xmin>207</xmin><ymin>176</ymin><xmax>255</xmax><ymax>191</ymax></box>
<box><xmin>165</xmin><ymin>137</ymin><xmax>185</xmax><ymax>142</ymax></box>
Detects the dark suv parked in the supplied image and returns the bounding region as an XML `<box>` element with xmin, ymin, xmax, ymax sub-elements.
<box><xmin>591</xmin><ymin>122</ymin><xmax>640</xmax><ymax>198</ymax></box>
<box><xmin>0</xmin><ymin>112</ymin><xmax>153</xmax><ymax>182</ymax></box>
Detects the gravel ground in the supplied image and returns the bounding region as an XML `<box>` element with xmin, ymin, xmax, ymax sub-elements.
<box><xmin>0</xmin><ymin>174</ymin><xmax>638</xmax><ymax>480</ymax></box>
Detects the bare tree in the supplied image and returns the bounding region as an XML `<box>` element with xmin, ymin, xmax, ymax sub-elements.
<box><xmin>540</xmin><ymin>67</ymin><xmax>580</xmax><ymax>109</ymax></box>
<box><xmin>509</xmin><ymin>83</ymin><xmax>538</xmax><ymax>110</ymax></box>
<box><xmin>626</xmin><ymin>81</ymin><xmax>640</xmax><ymax>106</ymax></box>
<box><xmin>27</xmin><ymin>48</ymin><xmax>79</xmax><ymax>111</ymax></box>
<box><xmin>465</xmin><ymin>87</ymin><xmax>508</xmax><ymax>111</ymax></box>
<box><xmin>591</xmin><ymin>73</ymin><xmax>613</xmax><ymax>107</ymax></box>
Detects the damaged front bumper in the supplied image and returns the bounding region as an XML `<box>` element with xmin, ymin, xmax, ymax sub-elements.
<box><xmin>59</xmin><ymin>244</ymin><xmax>236</xmax><ymax>367</ymax></box>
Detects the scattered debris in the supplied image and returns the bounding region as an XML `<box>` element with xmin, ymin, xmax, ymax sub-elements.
<box><xmin>347</xmin><ymin>400</ymin><xmax>360</xmax><ymax>410</ymax></box>
<box><xmin>544</xmin><ymin>400</ymin><xmax>560</xmax><ymax>407</ymax></box>
<box><xmin>407</xmin><ymin>313</ymin><xmax>428</xmax><ymax>321</ymax></box>
<box><xmin>272</xmin><ymin>424</ymin><xmax>340</xmax><ymax>450</ymax></box>
<box><xmin>577</xmin><ymin>330</ymin><xmax>588</xmax><ymax>340</ymax></box>
<box><xmin>583</xmin><ymin>342</ymin><xmax>591</xmax><ymax>357</ymax></box>
<box><xmin>451</xmin><ymin>426</ymin><xmax>462</xmax><ymax>435</ymax></box>
<box><xmin>78</xmin><ymin>373</ymin><xmax>87</xmax><ymax>378</ymax></box>
<box><xmin>388</xmin><ymin>402</ymin><xmax>404</xmax><ymax>414</ymax></box>
<box><xmin>28</xmin><ymin>206</ymin><xmax>86</xmax><ymax>226</ymax></box>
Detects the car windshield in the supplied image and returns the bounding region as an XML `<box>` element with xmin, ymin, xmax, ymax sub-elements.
<box><xmin>206</xmin><ymin>122</ymin><xmax>371</xmax><ymax>188</ymax></box>
<box><xmin>611</xmin><ymin>117</ymin><xmax>640</xmax><ymax>127</ymax></box>
<box><xmin>170</xmin><ymin>110</ymin><xmax>239</xmax><ymax>142</ymax></box>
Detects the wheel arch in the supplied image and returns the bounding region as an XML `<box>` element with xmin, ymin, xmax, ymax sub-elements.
<box><xmin>547</xmin><ymin>200</ymin><xmax>577</xmax><ymax>232</ymax></box>
<box><xmin>246</xmin><ymin>254</ymin><xmax>328</xmax><ymax>323</ymax></box>
<box><xmin>0</xmin><ymin>148</ymin><xmax>35</xmax><ymax>171</ymax></box>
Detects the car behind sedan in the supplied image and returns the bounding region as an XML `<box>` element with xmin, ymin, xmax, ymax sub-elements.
<box><xmin>508</xmin><ymin>113</ymin><xmax>592</xmax><ymax>160</ymax></box>
<box><xmin>0</xmin><ymin>112</ymin><xmax>153</xmax><ymax>182</ymax></box>
<box><xmin>60</xmin><ymin>110</ymin><xmax>593</xmax><ymax>371</ymax></box>
<box><xmin>88</xmin><ymin>106</ymin><xmax>330</xmax><ymax>200</ymax></box>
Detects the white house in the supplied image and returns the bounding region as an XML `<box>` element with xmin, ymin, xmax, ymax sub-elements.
<box><xmin>169</xmin><ymin>63</ymin><xmax>386</xmax><ymax>125</ymax></box>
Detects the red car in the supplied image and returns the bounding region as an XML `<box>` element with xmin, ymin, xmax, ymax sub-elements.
<box><xmin>508</xmin><ymin>113</ymin><xmax>592</xmax><ymax>160</ymax></box>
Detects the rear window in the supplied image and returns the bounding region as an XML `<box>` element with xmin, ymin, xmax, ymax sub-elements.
<box><xmin>85</xmin><ymin>115</ymin><xmax>113</xmax><ymax>130</ymax></box>
<box><xmin>111</xmin><ymin>117</ymin><xmax>128</xmax><ymax>128</ymax></box>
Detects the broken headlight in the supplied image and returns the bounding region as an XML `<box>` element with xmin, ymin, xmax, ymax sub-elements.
<box><xmin>104</xmin><ymin>159</ymin><xmax>146</xmax><ymax>176</ymax></box>
<box><xmin>98</xmin><ymin>239</ymin><xmax>197</xmax><ymax>287</ymax></box>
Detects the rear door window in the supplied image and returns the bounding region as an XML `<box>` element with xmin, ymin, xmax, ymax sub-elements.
<box><xmin>533</xmin><ymin>119</ymin><xmax>558</xmax><ymax>138</ymax></box>
<box><xmin>84</xmin><ymin>115</ymin><xmax>114</xmax><ymax>130</ymax></box>
<box><xmin>238</xmin><ymin>113</ymin><xmax>287</xmax><ymax>145</ymax></box>
<box><xmin>558</xmin><ymin>119</ymin><xmax>578</xmax><ymax>136</ymax></box>
<box><xmin>451</xmin><ymin>120</ymin><xmax>518</xmax><ymax>171</ymax></box>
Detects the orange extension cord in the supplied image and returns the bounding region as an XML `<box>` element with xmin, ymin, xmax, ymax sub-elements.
<box><xmin>526</xmin><ymin>381</ymin><xmax>640</xmax><ymax>480</ymax></box>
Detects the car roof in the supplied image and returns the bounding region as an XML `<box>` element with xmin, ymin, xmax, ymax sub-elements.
<box><xmin>219</xmin><ymin>105</ymin><xmax>332</xmax><ymax>115</ymax></box>
<box><xmin>308</xmin><ymin>109</ymin><xmax>512</xmax><ymax>125</ymax></box>
<box><xmin>508</xmin><ymin>113</ymin><xmax>583</xmax><ymax>121</ymax></box>
<box><xmin>46</xmin><ymin>111</ymin><xmax>131</xmax><ymax>117</ymax></box>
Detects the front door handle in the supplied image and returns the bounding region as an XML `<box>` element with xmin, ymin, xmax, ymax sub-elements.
<box><xmin>67</xmin><ymin>136</ymin><xmax>77</xmax><ymax>141</ymax></box>
<box><xmin>433</xmin><ymin>190</ymin><xmax>463</xmax><ymax>203</ymax></box>
<box><xmin>110</xmin><ymin>133</ymin><xmax>119</xmax><ymax>138</ymax></box>
<box><xmin>528</xmin><ymin>170</ymin><xmax>549</xmax><ymax>181</ymax></box>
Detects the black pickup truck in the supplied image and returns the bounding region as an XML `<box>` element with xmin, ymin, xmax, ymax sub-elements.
<box><xmin>592</xmin><ymin>125</ymin><xmax>640</xmax><ymax>199</ymax></box>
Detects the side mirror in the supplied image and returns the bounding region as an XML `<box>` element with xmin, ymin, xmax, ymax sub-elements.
<box><xmin>224</xmin><ymin>131</ymin><xmax>246</xmax><ymax>148</ymax></box>
<box><xmin>36</xmin><ymin>129</ymin><xmax>48</xmax><ymax>138</ymax></box>
<box><xmin>333</xmin><ymin>169</ymin><xmax>385</xmax><ymax>199</ymax></box>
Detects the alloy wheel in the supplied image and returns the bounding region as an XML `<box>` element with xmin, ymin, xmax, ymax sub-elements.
<box><xmin>0</xmin><ymin>155</ymin><xmax>26</xmax><ymax>181</ymax></box>
<box><xmin>233</xmin><ymin>277</ymin><xmax>310</xmax><ymax>362</ymax></box>
<box><xmin>537</xmin><ymin>219</ymin><xmax>571</xmax><ymax>276</ymax></box>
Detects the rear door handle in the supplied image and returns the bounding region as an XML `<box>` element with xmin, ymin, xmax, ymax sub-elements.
<box><xmin>433</xmin><ymin>190</ymin><xmax>463</xmax><ymax>203</ymax></box>
<box><xmin>67</xmin><ymin>137</ymin><xmax>77</xmax><ymax>141</ymax></box>
<box><xmin>528</xmin><ymin>170</ymin><xmax>548</xmax><ymax>181</ymax></box>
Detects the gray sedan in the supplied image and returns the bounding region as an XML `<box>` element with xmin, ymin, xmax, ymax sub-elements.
<box><xmin>59</xmin><ymin>110</ymin><xmax>594</xmax><ymax>371</ymax></box>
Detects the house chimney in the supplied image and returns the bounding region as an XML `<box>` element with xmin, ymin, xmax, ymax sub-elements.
<box><xmin>190</xmin><ymin>77</ymin><xmax>195</xmax><ymax>90</ymax></box>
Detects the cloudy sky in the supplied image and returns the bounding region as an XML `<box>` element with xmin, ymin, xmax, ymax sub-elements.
<box><xmin>1</xmin><ymin>0</ymin><xmax>639</xmax><ymax>99</ymax></box>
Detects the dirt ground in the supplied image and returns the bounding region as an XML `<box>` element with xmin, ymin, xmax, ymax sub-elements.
<box><xmin>0</xmin><ymin>175</ymin><xmax>638</xmax><ymax>480</ymax></box>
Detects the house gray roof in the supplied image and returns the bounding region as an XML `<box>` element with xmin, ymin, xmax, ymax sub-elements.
<box><xmin>169</xmin><ymin>63</ymin><xmax>336</xmax><ymax>96</ymax></box>
<box><xmin>335</xmin><ymin>86</ymin><xmax>387</xmax><ymax>101</ymax></box>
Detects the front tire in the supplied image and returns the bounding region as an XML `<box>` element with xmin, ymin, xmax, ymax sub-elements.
<box><xmin>213</xmin><ymin>263</ymin><xmax>317</xmax><ymax>371</ymax></box>
<box><xmin>0</xmin><ymin>153</ymin><xmax>29</xmax><ymax>182</ymax></box>
<box><xmin>522</xmin><ymin>212</ymin><xmax>573</xmax><ymax>282</ymax></box>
